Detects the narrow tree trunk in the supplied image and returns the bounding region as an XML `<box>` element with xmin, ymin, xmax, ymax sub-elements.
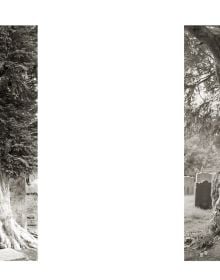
<box><xmin>0</xmin><ymin>174</ymin><xmax>37</xmax><ymax>250</ymax></box>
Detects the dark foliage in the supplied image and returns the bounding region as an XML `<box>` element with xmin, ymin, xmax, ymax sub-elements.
<box><xmin>0</xmin><ymin>26</ymin><xmax>37</xmax><ymax>178</ymax></box>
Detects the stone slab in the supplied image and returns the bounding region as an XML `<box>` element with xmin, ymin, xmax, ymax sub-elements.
<box><xmin>10</xmin><ymin>177</ymin><xmax>27</xmax><ymax>228</ymax></box>
<box><xmin>184</xmin><ymin>176</ymin><xmax>195</xmax><ymax>195</ymax></box>
<box><xmin>26</xmin><ymin>179</ymin><xmax>38</xmax><ymax>194</ymax></box>
<box><xmin>0</xmin><ymin>249</ymin><xmax>26</xmax><ymax>261</ymax></box>
<box><xmin>195</xmin><ymin>181</ymin><xmax>212</xmax><ymax>209</ymax></box>
<box><xmin>196</xmin><ymin>172</ymin><xmax>213</xmax><ymax>184</ymax></box>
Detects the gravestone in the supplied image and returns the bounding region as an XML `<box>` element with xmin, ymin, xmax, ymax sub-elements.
<box><xmin>10</xmin><ymin>177</ymin><xmax>27</xmax><ymax>228</ymax></box>
<box><xmin>184</xmin><ymin>176</ymin><xmax>194</xmax><ymax>195</ymax></box>
<box><xmin>195</xmin><ymin>172</ymin><xmax>213</xmax><ymax>209</ymax></box>
<box><xmin>26</xmin><ymin>179</ymin><xmax>38</xmax><ymax>234</ymax></box>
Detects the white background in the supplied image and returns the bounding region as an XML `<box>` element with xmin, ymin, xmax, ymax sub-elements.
<box><xmin>0</xmin><ymin>0</ymin><xmax>219</xmax><ymax>279</ymax></box>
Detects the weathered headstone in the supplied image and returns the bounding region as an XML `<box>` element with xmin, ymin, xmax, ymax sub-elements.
<box><xmin>184</xmin><ymin>176</ymin><xmax>194</xmax><ymax>195</ymax></box>
<box><xmin>26</xmin><ymin>179</ymin><xmax>38</xmax><ymax>234</ymax></box>
<box><xmin>9</xmin><ymin>176</ymin><xmax>38</xmax><ymax>234</ymax></box>
<box><xmin>10</xmin><ymin>177</ymin><xmax>27</xmax><ymax>228</ymax></box>
<box><xmin>195</xmin><ymin>172</ymin><xmax>213</xmax><ymax>209</ymax></box>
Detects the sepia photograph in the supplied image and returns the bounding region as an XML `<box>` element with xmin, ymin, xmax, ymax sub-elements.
<box><xmin>0</xmin><ymin>26</ymin><xmax>37</xmax><ymax>261</ymax></box>
<box><xmin>184</xmin><ymin>26</ymin><xmax>220</xmax><ymax>261</ymax></box>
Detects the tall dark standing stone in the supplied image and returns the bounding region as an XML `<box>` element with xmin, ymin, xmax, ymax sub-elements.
<box><xmin>195</xmin><ymin>173</ymin><xmax>213</xmax><ymax>209</ymax></box>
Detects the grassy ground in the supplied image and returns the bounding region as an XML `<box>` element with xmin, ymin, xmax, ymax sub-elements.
<box><xmin>184</xmin><ymin>195</ymin><xmax>212</xmax><ymax>234</ymax></box>
<box><xmin>184</xmin><ymin>195</ymin><xmax>220</xmax><ymax>261</ymax></box>
<box><xmin>17</xmin><ymin>226</ymin><xmax>38</xmax><ymax>261</ymax></box>
<box><xmin>21</xmin><ymin>249</ymin><xmax>37</xmax><ymax>261</ymax></box>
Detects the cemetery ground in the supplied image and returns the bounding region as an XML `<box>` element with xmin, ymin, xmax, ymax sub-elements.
<box><xmin>184</xmin><ymin>195</ymin><xmax>220</xmax><ymax>261</ymax></box>
<box><xmin>16</xmin><ymin>201</ymin><xmax>38</xmax><ymax>260</ymax></box>
<box><xmin>0</xmin><ymin>228</ymin><xmax>38</xmax><ymax>261</ymax></box>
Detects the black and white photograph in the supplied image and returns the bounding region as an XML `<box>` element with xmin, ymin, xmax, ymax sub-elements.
<box><xmin>5</xmin><ymin>0</ymin><xmax>220</xmax><ymax>278</ymax></box>
<box><xmin>0</xmin><ymin>26</ymin><xmax>37</xmax><ymax>261</ymax></box>
<box><xmin>184</xmin><ymin>26</ymin><xmax>220</xmax><ymax>261</ymax></box>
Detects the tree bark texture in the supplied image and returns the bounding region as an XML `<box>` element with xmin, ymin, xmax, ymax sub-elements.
<box><xmin>211</xmin><ymin>172</ymin><xmax>220</xmax><ymax>233</ymax></box>
<box><xmin>185</xmin><ymin>26</ymin><xmax>220</xmax><ymax>85</ymax></box>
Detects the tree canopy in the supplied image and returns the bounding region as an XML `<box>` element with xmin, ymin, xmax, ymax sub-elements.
<box><xmin>184</xmin><ymin>26</ymin><xmax>220</xmax><ymax>174</ymax></box>
<box><xmin>185</xmin><ymin>26</ymin><xmax>220</xmax><ymax>138</ymax></box>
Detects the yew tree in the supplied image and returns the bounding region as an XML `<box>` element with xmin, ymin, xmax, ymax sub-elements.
<box><xmin>0</xmin><ymin>26</ymin><xmax>37</xmax><ymax>249</ymax></box>
<box><xmin>185</xmin><ymin>26</ymin><xmax>220</xmax><ymax>232</ymax></box>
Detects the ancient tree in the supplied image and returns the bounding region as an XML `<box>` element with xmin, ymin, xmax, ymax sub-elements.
<box><xmin>185</xmin><ymin>26</ymin><xmax>220</xmax><ymax>232</ymax></box>
<box><xmin>0</xmin><ymin>26</ymin><xmax>37</xmax><ymax>249</ymax></box>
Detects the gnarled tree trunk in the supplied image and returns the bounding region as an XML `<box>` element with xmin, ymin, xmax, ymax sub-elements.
<box><xmin>0</xmin><ymin>174</ymin><xmax>37</xmax><ymax>250</ymax></box>
<box><xmin>185</xmin><ymin>26</ymin><xmax>220</xmax><ymax>84</ymax></box>
<box><xmin>211</xmin><ymin>172</ymin><xmax>220</xmax><ymax>233</ymax></box>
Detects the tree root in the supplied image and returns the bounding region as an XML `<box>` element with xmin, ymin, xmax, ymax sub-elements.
<box><xmin>0</xmin><ymin>217</ymin><xmax>37</xmax><ymax>250</ymax></box>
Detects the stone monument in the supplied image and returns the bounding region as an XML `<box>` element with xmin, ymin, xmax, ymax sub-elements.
<box><xmin>184</xmin><ymin>176</ymin><xmax>194</xmax><ymax>195</ymax></box>
<box><xmin>195</xmin><ymin>172</ymin><xmax>213</xmax><ymax>209</ymax></box>
<box><xmin>9</xmin><ymin>177</ymin><xmax>27</xmax><ymax>228</ymax></box>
